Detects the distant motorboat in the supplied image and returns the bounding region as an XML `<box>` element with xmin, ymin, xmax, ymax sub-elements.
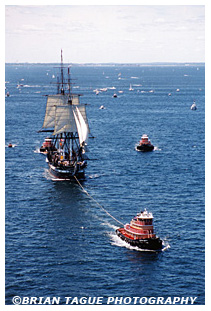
<box><xmin>136</xmin><ymin>134</ymin><xmax>154</xmax><ymax>152</ymax></box>
<box><xmin>99</xmin><ymin>105</ymin><xmax>105</xmax><ymax>109</ymax></box>
<box><xmin>40</xmin><ymin>137</ymin><xmax>56</xmax><ymax>154</ymax></box>
<box><xmin>113</xmin><ymin>93</ymin><xmax>117</xmax><ymax>98</ymax></box>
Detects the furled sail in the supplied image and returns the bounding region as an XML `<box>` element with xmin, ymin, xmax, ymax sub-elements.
<box><xmin>53</xmin><ymin>106</ymin><xmax>77</xmax><ymax>135</ymax></box>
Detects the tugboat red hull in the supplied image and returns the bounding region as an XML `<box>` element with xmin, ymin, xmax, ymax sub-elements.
<box><xmin>116</xmin><ymin>228</ymin><xmax>163</xmax><ymax>251</ymax></box>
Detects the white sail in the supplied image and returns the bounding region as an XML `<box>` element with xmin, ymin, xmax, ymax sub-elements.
<box><xmin>42</xmin><ymin>94</ymin><xmax>69</xmax><ymax>128</ymax></box>
<box><xmin>77</xmin><ymin>105</ymin><xmax>90</xmax><ymax>133</ymax></box>
<box><xmin>76</xmin><ymin>106</ymin><xmax>88</xmax><ymax>144</ymax></box>
<box><xmin>73</xmin><ymin>109</ymin><xmax>83</xmax><ymax>145</ymax></box>
<box><xmin>72</xmin><ymin>95</ymin><xmax>80</xmax><ymax>105</ymax></box>
<box><xmin>53</xmin><ymin>105</ymin><xmax>77</xmax><ymax>135</ymax></box>
<box><xmin>42</xmin><ymin>92</ymin><xmax>90</xmax><ymax>142</ymax></box>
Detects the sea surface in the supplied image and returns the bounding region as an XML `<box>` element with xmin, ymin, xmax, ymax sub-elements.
<box><xmin>5</xmin><ymin>63</ymin><xmax>205</xmax><ymax>305</ymax></box>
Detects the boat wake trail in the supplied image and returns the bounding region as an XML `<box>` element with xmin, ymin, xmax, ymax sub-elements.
<box><xmin>43</xmin><ymin>169</ymin><xmax>53</xmax><ymax>180</ymax></box>
<box><xmin>43</xmin><ymin>168</ymin><xmax>73</xmax><ymax>181</ymax></box>
<box><xmin>88</xmin><ymin>174</ymin><xmax>101</xmax><ymax>179</ymax></box>
<box><xmin>43</xmin><ymin>169</ymin><xmax>65</xmax><ymax>181</ymax></box>
<box><xmin>34</xmin><ymin>146</ymin><xmax>41</xmax><ymax>153</ymax></box>
<box><xmin>101</xmin><ymin>220</ymin><xmax>118</xmax><ymax>230</ymax></box>
<box><xmin>161</xmin><ymin>237</ymin><xmax>171</xmax><ymax>251</ymax></box>
<box><xmin>154</xmin><ymin>146</ymin><xmax>161</xmax><ymax>151</ymax></box>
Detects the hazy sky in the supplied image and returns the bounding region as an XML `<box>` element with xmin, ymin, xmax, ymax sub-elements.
<box><xmin>5</xmin><ymin>4</ymin><xmax>205</xmax><ymax>63</ymax></box>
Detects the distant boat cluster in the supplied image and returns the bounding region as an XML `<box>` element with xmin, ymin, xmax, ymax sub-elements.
<box><xmin>6</xmin><ymin>63</ymin><xmax>199</xmax><ymax>152</ymax></box>
<box><xmin>91</xmin><ymin>73</ymin><xmax>199</xmax><ymax>113</ymax></box>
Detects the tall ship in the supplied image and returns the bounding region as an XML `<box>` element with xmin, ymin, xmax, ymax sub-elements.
<box><xmin>116</xmin><ymin>209</ymin><xmax>163</xmax><ymax>250</ymax></box>
<box><xmin>39</xmin><ymin>50</ymin><xmax>91</xmax><ymax>180</ymax></box>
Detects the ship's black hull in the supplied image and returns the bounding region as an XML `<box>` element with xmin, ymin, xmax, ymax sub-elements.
<box><xmin>116</xmin><ymin>229</ymin><xmax>163</xmax><ymax>251</ymax></box>
<box><xmin>48</xmin><ymin>163</ymin><xmax>85</xmax><ymax>180</ymax></box>
<box><xmin>136</xmin><ymin>144</ymin><xmax>154</xmax><ymax>152</ymax></box>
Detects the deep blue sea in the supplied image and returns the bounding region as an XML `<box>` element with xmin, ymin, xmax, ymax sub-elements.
<box><xmin>5</xmin><ymin>63</ymin><xmax>205</xmax><ymax>305</ymax></box>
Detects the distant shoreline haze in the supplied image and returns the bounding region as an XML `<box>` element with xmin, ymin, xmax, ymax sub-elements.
<box><xmin>5</xmin><ymin>62</ymin><xmax>205</xmax><ymax>66</ymax></box>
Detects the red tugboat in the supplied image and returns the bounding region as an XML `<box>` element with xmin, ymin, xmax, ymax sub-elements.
<box><xmin>40</xmin><ymin>138</ymin><xmax>56</xmax><ymax>154</ymax></box>
<box><xmin>136</xmin><ymin>134</ymin><xmax>154</xmax><ymax>152</ymax></box>
<box><xmin>116</xmin><ymin>209</ymin><xmax>163</xmax><ymax>250</ymax></box>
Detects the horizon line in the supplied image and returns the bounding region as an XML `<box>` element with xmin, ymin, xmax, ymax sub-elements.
<box><xmin>5</xmin><ymin>61</ymin><xmax>205</xmax><ymax>65</ymax></box>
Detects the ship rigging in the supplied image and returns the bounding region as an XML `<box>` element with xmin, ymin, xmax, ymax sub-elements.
<box><xmin>39</xmin><ymin>50</ymin><xmax>91</xmax><ymax>180</ymax></box>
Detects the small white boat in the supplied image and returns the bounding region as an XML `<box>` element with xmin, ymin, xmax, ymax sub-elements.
<box><xmin>129</xmin><ymin>84</ymin><xmax>134</xmax><ymax>91</ymax></box>
<box><xmin>93</xmin><ymin>89</ymin><xmax>100</xmax><ymax>95</ymax></box>
<box><xmin>191</xmin><ymin>102</ymin><xmax>197</xmax><ymax>110</ymax></box>
<box><xmin>17</xmin><ymin>83</ymin><xmax>23</xmax><ymax>88</ymax></box>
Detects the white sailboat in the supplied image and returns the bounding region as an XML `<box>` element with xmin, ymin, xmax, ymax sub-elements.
<box><xmin>129</xmin><ymin>84</ymin><xmax>134</xmax><ymax>91</ymax></box>
<box><xmin>190</xmin><ymin>101</ymin><xmax>197</xmax><ymax>110</ymax></box>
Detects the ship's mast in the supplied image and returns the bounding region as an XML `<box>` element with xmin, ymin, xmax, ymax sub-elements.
<box><xmin>60</xmin><ymin>49</ymin><xmax>64</xmax><ymax>94</ymax></box>
<box><xmin>58</xmin><ymin>49</ymin><xmax>72</xmax><ymax>96</ymax></box>
<box><xmin>68</xmin><ymin>66</ymin><xmax>71</xmax><ymax>95</ymax></box>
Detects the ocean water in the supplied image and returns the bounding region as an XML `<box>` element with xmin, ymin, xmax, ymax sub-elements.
<box><xmin>5</xmin><ymin>63</ymin><xmax>205</xmax><ymax>305</ymax></box>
